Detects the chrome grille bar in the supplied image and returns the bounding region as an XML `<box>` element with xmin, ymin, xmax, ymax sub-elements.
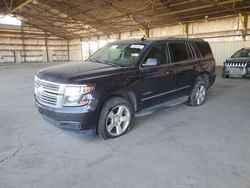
<box><xmin>226</xmin><ymin>62</ymin><xmax>247</xmax><ymax>67</ymax></box>
<box><xmin>35</xmin><ymin>77</ymin><xmax>65</xmax><ymax>108</ymax></box>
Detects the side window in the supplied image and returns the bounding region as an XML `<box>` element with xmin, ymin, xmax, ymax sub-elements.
<box><xmin>191</xmin><ymin>42</ymin><xmax>202</xmax><ymax>59</ymax></box>
<box><xmin>168</xmin><ymin>42</ymin><xmax>189</xmax><ymax>63</ymax></box>
<box><xmin>143</xmin><ymin>44</ymin><xmax>168</xmax><ymax>66</ymax></box>
<box><xmin>196</xmin><ymin>42</ymin><xmax>212</xmax><ymax>59</ymax></box>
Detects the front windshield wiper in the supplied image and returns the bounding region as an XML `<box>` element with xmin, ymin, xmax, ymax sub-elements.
<box><xmin>88</xmin><ymin>59</ymin><xmax>121</xmax><ymax>67</ymax></box>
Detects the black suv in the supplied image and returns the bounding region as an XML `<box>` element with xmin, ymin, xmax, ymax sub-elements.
<box><xmin>34</xmin><ymin>38</ymin><xmax>216</xmax><ymax>139</ymax></box>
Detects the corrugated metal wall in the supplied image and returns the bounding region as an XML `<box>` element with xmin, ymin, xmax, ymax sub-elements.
<box><xmin>0</xmin><ymin>24</ymin><xmax>69</xmax><ymax>63</ymax></box>
<box><xmin>72</xmin><ymin>15</ymin><xmax>250</xmax><ymax>64</ymax></box>
<box><xmin>209</xmin><ymin>40</ymin><xmax>250</xmax><ymax>66</ymax></box>
<box><xmin>78</xmin><ymin>39</ymin><xmax>250</xmax><ymax>65</ymax></box>
<box><xmin>209</xmin><ymin>41</ymin><xmax>242</xmax><ymax>66</ymax></box>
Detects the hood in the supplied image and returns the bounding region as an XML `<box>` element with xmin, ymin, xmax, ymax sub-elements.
<box><xmin>37</xmin><ymin>61</ymin><xmax>125</xmax><ymax>84</ymax></box>
<box><xmin>226</xmin><ymin>57</ymin><xmax>250</xmax><ymax>63</ymax></box>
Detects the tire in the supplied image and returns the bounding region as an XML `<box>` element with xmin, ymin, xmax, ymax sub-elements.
<box><xmin>222</xmin><ymin>68</ymin><xmax>229</xmax><ymax>78</ymax></box>
<box><xmin>187</xmin><ymin>79</ymin><xmax>207</xmax><ymax>106</ymax></box>
<box><xmin>97</xmin><ymin>97</ymin><xmax>134</xmax><ymax>139</ymax></box>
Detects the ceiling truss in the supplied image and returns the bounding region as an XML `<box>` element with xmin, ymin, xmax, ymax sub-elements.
<box><xmin>0</xmin><ymin>0</ymin><xmax>249</xmax><ymax>39</ymax></box>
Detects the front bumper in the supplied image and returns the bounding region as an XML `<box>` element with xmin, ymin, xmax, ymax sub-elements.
<box><xmin>223</xmin><ymin>65</ymin><xmax>250</xmax><ymax>77</ymax></box>
<box><xmin>35</xmin><ymin>99</ymin><xmax>99</xmax><ymax>131</ymax></box>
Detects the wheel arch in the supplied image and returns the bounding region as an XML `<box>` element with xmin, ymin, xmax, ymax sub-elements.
<box><xmin>98</xmin><ymin>91</ymin><xmax>137</xmax><ymax>114</ymax></box>
<box><xmin>196</xmin><ymin>72</ymin><xmax>209</xmax><ymax>87</ymax></box>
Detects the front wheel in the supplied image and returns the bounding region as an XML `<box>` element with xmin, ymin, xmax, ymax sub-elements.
<box><xmin>97</xmin><ymin>97</ymin><xmax>134</xmax><ymax>139</ymax></box>
<box><xmin>222</xmin><ymin>67</ymin><xmax>229</xmax><ymax>78</ymax></box>
<box><xmin>187</xmin><ymin>80</ymin><xmax>207</xmax><ymax>106</ymax></box>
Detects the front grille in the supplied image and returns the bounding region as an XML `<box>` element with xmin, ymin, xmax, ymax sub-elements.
<box><xmin>225</xmin><ymin>62</ymin><xmax>247</xmax><ymax>67</ymax></box>
<box><xmin>37</xmin><ymin>92</ymin><xmax>58</xmax><ymax>106</ymax></box>
<box><xmin>247</xmin><ymin>66</ymin><xmax>250</xmax><ymax>73</ymax></box>
<box><xmin>35</xmin><ymin>77</ymin><xmax>63</xmax><ymax>108</ymax></box>
<box><xmin>35</xmin><ymin>78</ymin><xmax>60</xmax><ymax>93</ymax></box>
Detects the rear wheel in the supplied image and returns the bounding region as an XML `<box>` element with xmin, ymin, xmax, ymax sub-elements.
<box><xmin>98</xmin><ymin>97</ymin><xmax>134</xmax><ymax>139</ymax></box>
<box><xmin>187</xmin><ymin>80</ymin><xmax>207</xmax><ymax>106</ymax></box>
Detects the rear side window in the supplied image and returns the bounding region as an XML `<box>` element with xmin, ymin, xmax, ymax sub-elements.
<box><xmin>196</xmin><ymin>42</ymin><xmax>212</xmax><ymax>59</ymax></box>
<box><xmin>168</xmin><ymin>43</ymin><xmax>189</xmax><ymax>62</ymax></box>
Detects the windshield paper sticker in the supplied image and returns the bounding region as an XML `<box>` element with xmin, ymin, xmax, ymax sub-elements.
<box><xmin>130</xmin><ymin>45</ymin><xmax>144</xmax><ymax>49</ymax></box>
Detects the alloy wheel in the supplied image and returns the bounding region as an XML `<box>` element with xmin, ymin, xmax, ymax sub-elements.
<box><xmin>106</xmin><ymin>105</ymin><xmax>131</xmax><ymax>136</ymax></box>
<box><xmin>195</xmin><ymin>85</ymin><xmax>206</xmax><ymax>105</ymax></box>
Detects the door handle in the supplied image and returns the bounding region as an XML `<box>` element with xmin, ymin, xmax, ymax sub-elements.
<box><xmin>166</xmin><ymin>70</ymin><xmax>173</xmax><ymax>74</ymax></box>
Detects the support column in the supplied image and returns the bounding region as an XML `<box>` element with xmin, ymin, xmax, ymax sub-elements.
<box><xmin>97</xmin><ymin>36</ymin><xmax>100</xmax><ymax>49</ymax></box>
<box><xmin>239</xmin><ymin>13</ymin><xmax>248</xmax><ymax>48</ymax></box>
<box><xmin>21</xmin><ymin>24</ymin><xmax>26</xmax><ymax>63</ymax></box>
<box><xmin>67</xmin><ymin>39</ymin><xmax>70</xmax><ymax>61</ymax></box>
<box><xmin>88</xmin><ymin>38</ymin><xmax>91</xmax><ymax>58</ymax></box>
<box><xmin>145</xmin><ymin>28</ymin><xmax>150</xmax><ymax>38</ymax></box>
<box><xmin>45</xmin><ymin>31</ymin><xmax>49</xmax><ymax>62</ymax></box>
<box><xmin>80</xmin><ymin>38</ymin><xmax>84</xmax><ymax>61</ymax></box>
<box><xmin>184</xmin><ymin>23</ymin><xmax>189</xmax><ymax>38</ymax></box>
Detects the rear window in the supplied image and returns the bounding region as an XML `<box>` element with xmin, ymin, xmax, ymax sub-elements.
<box><xmin>196</xmin><ymin>42</ymin><xmax>212</xmax><ymax>59</ymax></box>
<box><xmin>168</xmin><ymin>42</ymin><xmax>189</xmax><ymax>62</ymax></box>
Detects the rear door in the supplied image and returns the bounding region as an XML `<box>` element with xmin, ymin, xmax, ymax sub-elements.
<box><xmin>195</xmin><ymin>41</ymin><xmax>216</xmax><ymax>73</ymax></box>
<box><xmin>168</xmin><ymin>42</ymin><xmax>198</xmax><ymax>97</ymax></box>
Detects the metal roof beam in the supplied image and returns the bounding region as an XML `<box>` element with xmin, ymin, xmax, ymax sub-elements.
<box><xmin>5</xmin><ymin>0</ymin><xmax>33</xmax><ymax>14</ymax></box>
<box><xmin>153</xmin><ymin>0</ymin><xmax>243</xmax><ymax>18</ymax></box>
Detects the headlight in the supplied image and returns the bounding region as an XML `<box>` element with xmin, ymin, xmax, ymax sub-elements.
<box><xmin>63</xmin><ymin>85</ymin><xmax>94</xmax><ymax>106</ymax></box>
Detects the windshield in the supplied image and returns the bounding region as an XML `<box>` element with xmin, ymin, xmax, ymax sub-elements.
<box><xmin>88</xmin><ymin>42</ymin><xmax>145</xmax><ymax>67</ymax></box>
<box><xmin>231</xmin><ymin>49</ymin><xmax>250</xmax><ymax>58</ymax></box>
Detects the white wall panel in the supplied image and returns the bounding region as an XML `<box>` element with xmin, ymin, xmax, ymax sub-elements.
<box><xmin>69</xmin><ymin>38</ymin><xmax>82</xmax><ymax>61</ymax></box>
<box><xmin>149</xmin><ymin>25</ymin><xmax>184</xmax><ymax>37</ymax></box>
<box><xmin>189</xmin><ymin>17</ymin><xmax>239</xmax><ymax>34</ymax></box>
<box><xmin>209</xmin><ymin>41</ymin><xmax>242</xmax><ymax>66</ymax></box>
<box><xmin>121</xmin><ymin>32</ymin><xmax>131</xmax><ymax>39</ymax></box>
<box><xmin>69</xmin><ymin>15</ymin><xmax>250</xmax><ymax>65</ymax></box>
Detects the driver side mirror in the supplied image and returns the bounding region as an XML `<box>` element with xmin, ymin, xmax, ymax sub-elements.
<box><xmin>142</xmin><ymin>58</ymin><xmax>158</xmax><ymax>67</ymax></box>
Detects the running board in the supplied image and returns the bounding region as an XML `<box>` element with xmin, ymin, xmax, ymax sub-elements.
<box><xmin>135</xmin><ymin>96</ymin><xmax>189</xmax><ymax>117</ymax></box>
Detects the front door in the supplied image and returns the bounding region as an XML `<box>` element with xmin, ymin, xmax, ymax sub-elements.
<box><xmin>134</xmin><ymin>43</ymin><xmax>175</xmax><ymax>110</ymax></box>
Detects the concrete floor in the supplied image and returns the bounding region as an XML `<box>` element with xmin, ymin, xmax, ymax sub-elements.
<box><xmin>0</xmin><ymin>62</ymin><xmax>250</xmax><ymax>188</ymax></box>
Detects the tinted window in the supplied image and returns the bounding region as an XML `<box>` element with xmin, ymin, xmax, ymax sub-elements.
<box><xmin>168</xmin><ymin>43</ymin><xmax>189</xmax><ymax>62</ymax></box>
<box><xmin>191</xmin><ymin>42</ymin><xmax>202</xmax><ymax>59</ymax></box>
<box><xmin>144</xmin><ymin>44</ymin><xmax>168</xmax><ymax>65</ymax></box>
<box><xmin>196</xmin><ymin>42</ymin><xmax>212</xmax><ymax>59</ymax></box>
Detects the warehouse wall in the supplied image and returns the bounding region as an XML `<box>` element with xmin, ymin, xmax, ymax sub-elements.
<box><xmin>0</xmin><ymin>24</ymin><xmax>69</xmax><ymax>63</ymax></box>
<box><xmin>69</xmin><ymin>38</ymin><xmax>82</xmax><ymax>62</ymax></box>
<box><xmin>2</xmin><ymin>15</ymin><xmax>247</xmax><ymax>64</ymax></box>
<box><xmin>77</xmin><ymin>15</ymin><xmax>250</xmax><ymax>66</ymax></box>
